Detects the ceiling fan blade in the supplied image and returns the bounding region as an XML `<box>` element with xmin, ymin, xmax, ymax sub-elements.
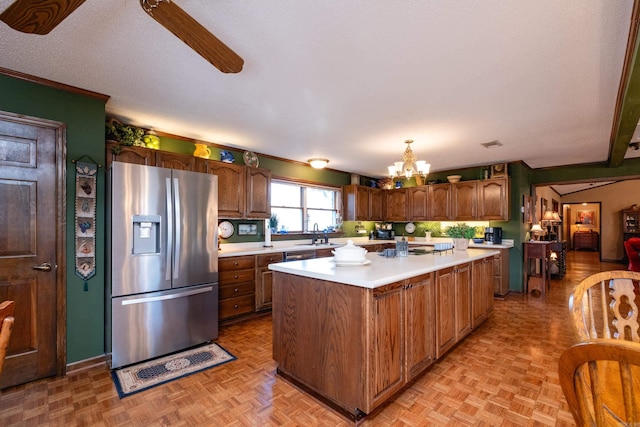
<box><xmin>140</xmin><ymin>0</ymin><xmax>244</xmax><ymax>74</ymax></box>
<box><xmin>0</xmin><ymin>0</ymin><xmax>86</xmax><ymax>35</ymax></box>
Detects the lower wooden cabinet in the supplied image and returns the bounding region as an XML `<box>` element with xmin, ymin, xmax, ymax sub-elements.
<box><xmin>404</xmin><ymin>273</ymin><xmax>435</xmax><ymax>377</ymax></box>
<box><xmin>472</xmin><ymin>257</ymin><xmax>494</xmax><ymax>328</ymax></box>
<box><xmin>256</xmin><ymin>253</ymin><xmax>283</xmax><ymax>311</ymax></box>
<box><xmin>436</xmin><ymin>262</ymin><xmax>472</xmax><ymax>359</ymax></box>
<box><xmin>218</xmin><ymin>256</ymin><xmax>256</xmax><ymax>320</ymax></box>
<box><xmin>371</xmin><ymin>281</ymin><xmax>405</xmax><ymax>407</ymax></box>
<box><xmin>493</xmin><ymin>248</ymin><xmax>510</xmax><ymax>298</ymax></box>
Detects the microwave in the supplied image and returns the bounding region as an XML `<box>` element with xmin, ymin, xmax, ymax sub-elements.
<box><xmin>376</xmin><ymin>229</ymin><xmax>395</xmax><ymax>240</ymax></box>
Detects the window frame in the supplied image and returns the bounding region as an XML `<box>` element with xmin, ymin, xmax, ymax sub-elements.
<box><xmin>270</xmin><ymin>178</ymin><xmax>342</xmax><ymax>233</ymax></box>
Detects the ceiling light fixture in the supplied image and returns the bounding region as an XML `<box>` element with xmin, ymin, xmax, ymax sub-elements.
<box><xmin>388</xmin><ymin>140</ymin><xmax>430</xmax><ymax>180</ymax></box>
<box><xmin>308</xmin><ymin>158</ymin><xmax>329</xmax><ymax>169</ymax></box>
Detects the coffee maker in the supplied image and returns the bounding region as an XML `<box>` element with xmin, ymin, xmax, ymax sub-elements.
<box><xmin>484</xmin><ymin>227</ymin><xmax>502</xmax><ymax>244</ymax></box>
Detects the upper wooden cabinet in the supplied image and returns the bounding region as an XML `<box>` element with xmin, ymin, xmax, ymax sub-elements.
<box><xmin>343</xmin><ymin>185</ymin><xmax>384</xmax><ymax>221</ymax></box>
<box><xmin>408</xmin><ymin>186</ymin><xmax>429</xmax><ymax>221</ymax></box>
<box><xmin>107</xmin><ymin>142</ymin><xmax>157</xmax><ymax>166</ymax></box>
<box><xmin>207</xmin><ymin>161</ymin><xmax>246</xmax><ymax>218</ymax></box>
<box><xmin>106</xmin><ymin>142</ymin><xmax>270</xmax><ymax>219</ymax></box>
<box><xmin>245</xmin><ymin>167</ymin><xmax>271</xmax><ymax>219</ymax></box>
<box><xmin>452</xmin><ymin>181</ymin><xmax>477</xmax><ymax>221</ymax></box>
<box><xmin>157</xmin><ymin>151</ymin><xmax>206</xmax><ymax>172</ymax></box>
<box><xmin>206</xmin><ymin>161</ymin><xmax>272</xmax><ymax>219</ymax></box>
<box><xmin>385</xmin><ymin>188</ymin><xmax>408</xmax><ymax>222</ymax></box>
<box><xmin>477</xmin><ymin>179</ymin><xmax>509</xmax><ymax>220</ymax></box>
<box><xmin>428</xmin><ymin>183</ymin><xmax>452</xmax><ymax>221</ymax></box>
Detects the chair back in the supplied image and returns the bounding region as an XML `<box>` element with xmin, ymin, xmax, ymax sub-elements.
<box><xmin>569</xmin><ymin>271</ymin><xmax>640</xmax><ymax>342</ymax></box>
<box><xmin>559</xmin><ymin>339</ymin><xmax>640</xmax><ymax>426</ymax></box>
<box><xmin>0</xmin><ymin>300</ymin><xmax>15</xmax><ymax>377</ymax></box>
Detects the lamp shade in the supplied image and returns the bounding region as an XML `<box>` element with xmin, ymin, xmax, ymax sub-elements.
<box><xmin>542</xmin><ymin>210</ymin><xmax>555</xmax><ymax>221</ymax></box>
<box><xmin>308</xmin><ymin>158</ymin><xmax>329</xmax><ymax>169</ymax></box>
<box><xmin>552</xmin><ymin>212</ymin><xmax>561</xmax><ymax>222</ymax></box>
<box><xmin>530</xmin><ymin>223</ymin><xmax>543</xmax><ymax>232</ymax></box>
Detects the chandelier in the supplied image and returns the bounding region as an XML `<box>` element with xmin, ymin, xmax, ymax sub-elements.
<box><xmin>388</xmin><ymin>140</ymin><xmax>430</xmax><ymax>179</ymax></box>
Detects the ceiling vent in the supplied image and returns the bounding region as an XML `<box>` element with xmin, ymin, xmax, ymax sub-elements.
<box><xmin>481</xmin><ymin>140</ymin><xmax>503</xmax><ymax>148</ymax></box>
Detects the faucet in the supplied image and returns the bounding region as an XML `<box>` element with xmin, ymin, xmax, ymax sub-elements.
<box><xmin>312</xmin><ymin>223</ymin><xmax>319</xmax><ymax>245</ymax></box>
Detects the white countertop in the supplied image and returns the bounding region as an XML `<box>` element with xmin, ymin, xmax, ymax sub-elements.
<box><xmin>219</xmin><ymin>237</ymin><xmax>513</xmax><ymax>258</ymax></box>
<box><xmin>268</xmin><ymin>248</ymin><xmax>499</xmax><ymax>289</ymax></box>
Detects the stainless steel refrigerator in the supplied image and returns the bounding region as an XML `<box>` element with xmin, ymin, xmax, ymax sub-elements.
<box><xmin>106</xmin><ymin>161</ymin><xmax>218</xmax><ymax>369</ymax></box>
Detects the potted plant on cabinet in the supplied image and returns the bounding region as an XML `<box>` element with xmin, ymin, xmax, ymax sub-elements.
<box><xmin>445</xmin><ymin>223</ymin><xmax>476</xmax><ymax>251</ymax></box>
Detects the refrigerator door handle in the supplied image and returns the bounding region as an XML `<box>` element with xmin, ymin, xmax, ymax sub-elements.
<box><xmin>165</xmin><ymin>177</ymin><xmax>173</xmax><ymax>281</ymax></box>
<box><xmin>173</xmin><ymin>177</ymin><xmax>181</xmax><ymax>279</ymax></box>
<box><xmin>120</xmin><ymin>286</ymin><xmax>214</xmax><ymax>306</ymax></box>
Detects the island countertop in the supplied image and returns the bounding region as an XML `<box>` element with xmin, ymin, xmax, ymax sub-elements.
<box><xmin>268</xmin><ymin>248</ymin><xmax>499</xmax><ymax>289</ymax></box>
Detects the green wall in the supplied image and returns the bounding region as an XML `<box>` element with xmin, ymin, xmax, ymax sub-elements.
<box><xmin>0</xmin><ymin>74</ymin><xmax>107</xmax><ymax>363</ymax></box>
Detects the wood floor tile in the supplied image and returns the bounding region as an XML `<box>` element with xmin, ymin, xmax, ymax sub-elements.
<box><xmin>0</xmin><ymin>251</ymin><xmax>619</xmax><ymax>426</ymax></box>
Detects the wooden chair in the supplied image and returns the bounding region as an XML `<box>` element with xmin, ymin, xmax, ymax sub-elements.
<box><xmin>0</xmin><ymin>300</ymin><xmax>15</xmax><ymax>377</ymax></box>
<box><xmin>559</xmin><ymin>339</ymin><xmax>640</xmax><ymax>426</ymax></box>
<box><xmin>569</xmin><ymin>271</ymin><xmax>640</xmax><ymax>342</ymax></box>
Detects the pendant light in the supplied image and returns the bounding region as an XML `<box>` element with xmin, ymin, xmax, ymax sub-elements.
<box><xmin>388</xmin><ymin>140</ymin><xmax>430</xmax><ymax>179</ymax></box>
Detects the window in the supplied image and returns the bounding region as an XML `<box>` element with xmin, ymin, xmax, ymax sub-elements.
<box><xmin>270</xmin><ymin>180</ymin><xmax>341</xmax><ymax>233</ymax></box>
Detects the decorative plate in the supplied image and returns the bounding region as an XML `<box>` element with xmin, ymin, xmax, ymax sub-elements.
<box><xmin>405</xmin><ymin>222</ymin><xmax>416</xmax><ymax>233</ymax></box>
<box><xmin>243</xmin><ymin>151</ymin><xmax>259</xmax><ymax>167</ymax></box>
<box><xmin>220</xmin><ymin>150</ymin><xmax>235</xmax><ymax>163</ymax></box>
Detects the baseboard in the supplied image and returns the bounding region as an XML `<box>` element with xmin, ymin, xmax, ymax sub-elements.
<box><xmin>66</xmin><ymin>354</ymin><xmax>107</xmax><ymax>374</ymax></box>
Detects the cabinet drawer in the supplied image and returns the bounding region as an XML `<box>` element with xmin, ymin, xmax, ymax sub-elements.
<box><xmin>220</xmin><ymin>282</ymin><xmax>255</xmax><ymax>299</ymax></box>
<box><xmin>257</xmin><ymin>253</ymin><xmax>283</xmax><ymax>267</ymax></box>
<box><xmin>220</xmin><ymin>295</ymin><xmax>255</xmax><ymax>319</ymax></box>
<box><xmin>219</xmin><ymin>269</ymin><xmax>255</xmax><ymax>284</ymax></box>
<box><xmin>219</xmin><ymin>256</ymin><xmax>255</xmax><ymax>271</ymax></box>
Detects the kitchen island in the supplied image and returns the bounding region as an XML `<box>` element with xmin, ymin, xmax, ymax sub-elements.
<box><xmin>269</xmin><ymin>248</ymin><xmax>498</xmax><ymax>420</ymax></box>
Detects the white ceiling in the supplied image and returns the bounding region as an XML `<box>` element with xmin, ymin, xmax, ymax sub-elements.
<box><xmin>1</xmin><ymin>0</ymin><xmax>639</xmax><ymax>178</ymax></box>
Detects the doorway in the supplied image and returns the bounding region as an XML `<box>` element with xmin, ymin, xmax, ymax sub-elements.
<box><xmin>0</xmin><ymin>110</ymin><xmax>66</xmax><ymax>388</ymax></box>
<box><xmin>563</xmin><ymin>202</ymin><xmax>602</xmax><ymax>255</ymax></box>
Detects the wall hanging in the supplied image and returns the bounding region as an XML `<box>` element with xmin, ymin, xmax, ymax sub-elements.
<box><xmin>73</xmin><ymin>157</ymin><xmax>100</xmax><ymax>291</ymax></box>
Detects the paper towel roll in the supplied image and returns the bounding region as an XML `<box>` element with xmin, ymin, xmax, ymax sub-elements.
<box><xmin>264</xmin><ymin>220</ymin><xmax>272</xmax><ymax>247</ymax></box>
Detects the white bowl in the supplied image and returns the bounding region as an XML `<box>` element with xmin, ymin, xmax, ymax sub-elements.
<box><xmin>332</xmin><ymin>239</ymin><xmax>367</xmax><ymax>263</ymax></box>
<box><xmin>447</xmin><ymin>175</ymin><xmax>462</xmax><ymax>183</ymax></box>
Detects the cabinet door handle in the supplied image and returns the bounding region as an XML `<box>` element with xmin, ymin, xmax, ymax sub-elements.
<box><xmin>234</xmin><ymin>288</ymin><xmax>239</xmax><ymax>293</ymax></box>
<box><xmin>234</xmin><ymin>304</ymin><xmax>239</xmax><ymax>309</ymax></box>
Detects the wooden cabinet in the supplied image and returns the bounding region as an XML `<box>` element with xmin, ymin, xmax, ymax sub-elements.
<box><xmin>478</xmin><ymin>178</ymin><xmax>509</xmax><ymax>220</ymax></box>
<box><xmin>573</xmin><ymin>231</ymin><xmax>599</xmax><ymax>251</ymax></box>
<box><xmin>218</xmin><ymin>256</ymin><xmax>256</xmax><ymax>320</ymax></box>
<box><xmin>622</xmin><ymin>210</ymin><xmax>640</xmax><ymax>262</ymax></box>
<box><xmin>452</xmin><ymin>181</ymin><xmax>477</xmax><ymax>220</ymax></box>
<box><xmin>404</xmin><ymin>273</ymin><xmax>435</xmax><ymax>378</ymax></box>
<box><xmin>435</xmin><ymin>266</ymin><xmax>456</xmax><ymax>358</ymax></box>
<box><xmin>472</xmin><ymin>258</ymin><xmax>493</xmax><ymax>328</ymax></box>
<box><xmin>454</xmin><ymin>262</ymin><xmax>472</xmax><ymax>341</ymax></box>
<box><xmin>371</xmin><ymin>281</ymin><xmax>405</xmax><ymax>407</ymax></box>
<box><xmin>436</xmin><ymin>262</ymin><xmax>471</xmax><ymax>358</ymax></box>
<box><xmin>343</xmin><ymin>185</ymin><xmax>384</xmax><ymax>221</ymax></box>
<box><xmin>428</xmin><ymin>183</ymin><xmax>452</xmax><ymax>221</ymax></box>
<box><xmin>493</xmin><ymin>248</ymin><xmax>510</xmax><ymax>298</ymax></box>
<box><xmin>245</xmin><ymin>167</ymin><xmax>271</xmax><ymax>219</ymax></box>
<box><xmin>408</xmin><ymin>186</ymin><xmax>429</xmax><ymax>221</ymax></box>
<box><xmin>256</xmin><ymin>253</ymin><xmax>283</xmax><ymax>311</ymax></box>
<box><xmin>384</xmin><ymin>189</ymin><xmax>408</xmax><ymax>221</ymax></box>
<box><xmin>206</xmin><ymin>161</ymin><xmax>271</xmax><ymax>219</ymax></box>
<box><xmin>106</xmin><ymin>142</ymin><xmax>270</xmax><ymax>219</ymax></box>
<box><xmin>107</xmin><ymin>141</ymin><xmax>157</xmax><ymax>166</ymax></box>
<box><xmin>206</xmin><ymin>161</ymin><xmax>245</xmax><ymax>218</ymax></box>
<box><xmin>156</xmin><ymin>150</ymin><xmax>205</xmax><ymax>172</ymax></box>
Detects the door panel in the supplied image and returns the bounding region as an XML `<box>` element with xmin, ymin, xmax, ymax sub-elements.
<box><xmin>0</xmin><ymin>112</ymin><xmax>63</xmax><ymax>389</ymax></box>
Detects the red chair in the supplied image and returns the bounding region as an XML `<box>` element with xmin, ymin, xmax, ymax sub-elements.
<box><xmin>624</xmin><ymin>238</ymin><xmax>640</xmax><ymax>272</ymax></box>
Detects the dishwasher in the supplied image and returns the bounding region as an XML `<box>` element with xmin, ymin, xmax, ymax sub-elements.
<box><xmin>283</xmin><ymin>250</ymin><xmax>316</xmax><ymax>262</ymax></box>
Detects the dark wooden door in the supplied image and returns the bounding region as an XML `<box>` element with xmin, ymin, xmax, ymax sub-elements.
<box><xmin>0</xmin><ymin>111</ymin><xmax>65</xmax><ymax>388</ymax></box>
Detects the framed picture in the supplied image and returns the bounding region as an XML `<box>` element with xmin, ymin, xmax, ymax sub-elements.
<box><xmin>577</xmin><ymin>210</ymin><xmax>596</xmax><ymax>227</ymax></box>
<box><xmin>523</xmin><ymin>194</ymin><xmax>532</xmax><ymax>223</ymax></box>
<box><xmin>540</xmin><ymin>198</ymin><xmax>548</xmax><ymax>222</ymax></box>
<box><xmin>238</xmin><ymin>223</ymin><xmax>258</xmax><ymax>235</ymax></box>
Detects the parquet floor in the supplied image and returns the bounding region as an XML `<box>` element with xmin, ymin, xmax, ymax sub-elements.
<box><xmin>0</xmin><ymin>251</ymin><xmax>620</xmax><ymax>426</ymax></box>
